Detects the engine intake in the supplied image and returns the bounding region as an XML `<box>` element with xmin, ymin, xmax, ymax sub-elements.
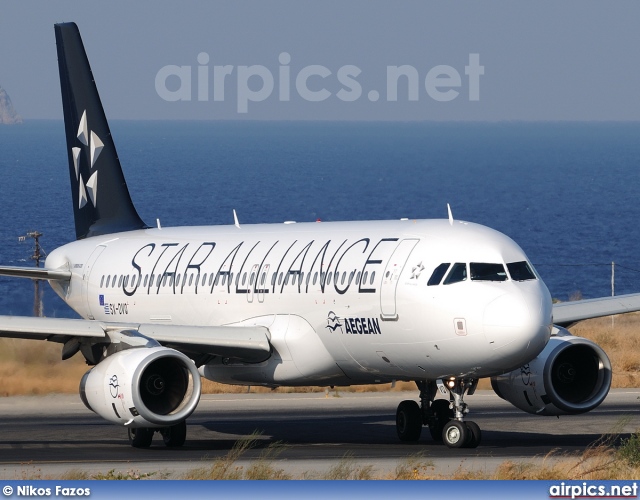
<box><xmin>490</xmin><ymin>328</ymin><xmax>611</xmax><ymax>416</ymax></box>
<box><xmin>80</xmin><ymin>346</ymin><xmax>201</xmax><ymax>428</ymax></box>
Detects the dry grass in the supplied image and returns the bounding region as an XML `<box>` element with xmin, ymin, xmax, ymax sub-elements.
<box><xmin>182</xmin><ymin>431</ymin><xmax>292</xmax><ymax>480</ymax></box>
<box><xmin>0</xmin><ymin>311</ymin><xmax>638</xmax><ymax>396</ymax></box>
<box><xmin>0</xmin><ymin>338</ymin><xmax>89</xmax><ymax>396</ymax></box>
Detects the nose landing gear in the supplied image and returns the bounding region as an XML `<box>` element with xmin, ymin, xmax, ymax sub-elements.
<box><xmin>395</xmin><ymin>378</ymin><xmax>481</xmax><ymax>448</ymax></box>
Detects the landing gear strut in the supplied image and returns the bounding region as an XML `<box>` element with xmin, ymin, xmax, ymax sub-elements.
<box><xmin>395</xmin><ymin>378</ymin><xmax>481</xmax><ymax>448</ymax></box>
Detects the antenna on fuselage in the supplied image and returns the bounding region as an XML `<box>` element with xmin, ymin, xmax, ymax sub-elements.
<box><xmin>233</xmin><ymin>209</ymin><xmax>241</xmax><ymax>229</ymax></box>
<box><xmin>447</xmin><ymin>203</ymin><xmax>454</xmax><ymax>225</ymax></box>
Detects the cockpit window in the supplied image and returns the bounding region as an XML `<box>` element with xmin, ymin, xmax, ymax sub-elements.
<box><xmin>507</xmin><ymin>261</ymin><xmax>537</xmax><ymax>281</ymax></box>
<box><xmin>470</xmin><ymin>263</ymin><xmax>508</xmax><ymax>282</ymax></box>
<box><xmin>443</xmin><ymin>263</ymin><xmax>467</xmax><ymax>285</ymax></box>
<box><xmin>427</xmin><ymin>263</ymin><xmax>450</xmax><ymax>286</ymax></box>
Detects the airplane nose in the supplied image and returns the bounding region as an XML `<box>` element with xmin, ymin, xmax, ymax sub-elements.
<box><xmin>483</xmin><ymin>287</ymin><xmax>551</xmax><ymax>361</ymax></box>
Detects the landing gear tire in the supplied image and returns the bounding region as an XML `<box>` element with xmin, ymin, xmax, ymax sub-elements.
<box><xmin>128</xmin><ymin>427</ymin><xmax>153</xmax><ymax>448</ymax></box>
<box><xmin>396</xmin><ymin>400</ymin><xmax>422</xmax><ymax>442</ymax></box>
<box><xmin>465</xmin><ymin>421</ymin><xmax>482</xmax><ymax>448</ymax></box>
<box><xmin>442</xmin><ymin>420</ymin><xmax>468</xmax><ymax>449</ymax></box>
<box><xmin>428</xmin><ymin>399</ymin><xmax>453</xmax><ymax>442</ymax></box>
<box><xmin>161</xmin><ymin>421</ymin><xmax>187</xmax><ymax>448</ymax></box>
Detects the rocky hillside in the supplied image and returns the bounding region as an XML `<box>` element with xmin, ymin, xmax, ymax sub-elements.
<box><xmin>0</xmin><ymin>86</ymin><xmax>22</xmax><ymax>124</ymax></box>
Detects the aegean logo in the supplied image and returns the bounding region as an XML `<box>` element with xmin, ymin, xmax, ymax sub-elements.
<box><xmin>109</xmin><ymin>375</ymin><xmax>120</xmax><ymax>398</ymax></box>
<box><xmin>155</xmin><ymin>52</ymin><xmax>484</xmax><ymax>113</ymax></box>
<box><xmin>325</xmin><ymin>311</ymin><xmax>382</xmax><ymax>335</ymax></box>
<box><xmin>325</xmin><ymin>311</ymin><xmax>343</xmax><ymax>333</ymax></box>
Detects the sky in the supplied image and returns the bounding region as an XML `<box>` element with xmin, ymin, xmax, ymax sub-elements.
<box><xmin>1</xmin><ymin>1</ymin><xmax>639</xmax><ymax>121</ymax></box>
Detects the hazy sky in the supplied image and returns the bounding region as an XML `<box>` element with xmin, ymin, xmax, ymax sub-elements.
<box><xmin>1</xmin><ymin>1</ymin><xmax>639</xmax><ymax>121</ymax></box>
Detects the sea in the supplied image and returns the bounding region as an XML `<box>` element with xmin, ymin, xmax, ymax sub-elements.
<box><xmin>0</xmin><ymin>120</ymin><xmax>639</xmax><ymax>318</ymax></box>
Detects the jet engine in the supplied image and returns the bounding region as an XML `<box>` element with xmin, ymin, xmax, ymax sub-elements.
<box><xmin>80</xmin><ymin>346</ymin><xmax>201</xmax><ymax>428</ymax></box>
<box><xmin>490</xmin><ymin>327</ymin><xmax>611</xmax><ymax>416</ymax></box>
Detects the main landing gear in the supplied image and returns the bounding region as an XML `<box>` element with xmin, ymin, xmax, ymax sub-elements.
<box><xmin>128</xmin><ymin>420</ymin><xmax>187</xmax><ymax>448</ymax></box>
<box><xmin>395</xmin><ymin>378</ymin><xmax>481</xmax><ymax>448</ymax></box>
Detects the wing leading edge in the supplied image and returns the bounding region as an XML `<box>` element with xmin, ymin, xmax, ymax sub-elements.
<box><xmin>553</xmin><ymin>292</ymin><xmax>640</xmax><ymax>327</ymax></box>
<box><xmin>0</xmin><ymin>266</ymin><xmax>71</xmax><ymax>280</ymax></box>
<box><xmin>0</xmin><ymin>316</ymin><xmax>271</xmax><ymax>363</ymax></box>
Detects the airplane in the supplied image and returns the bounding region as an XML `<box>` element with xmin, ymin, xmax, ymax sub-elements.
<box><xmin>1</xmin><ymin>22</ymin><xmax>639</xmax><ymax>449</ymax></box>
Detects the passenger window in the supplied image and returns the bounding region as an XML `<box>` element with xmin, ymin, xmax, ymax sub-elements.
<box><xmin>356</xmin><ymin>272</ymin><xmax>361</xmax><ymax>285</ymax></box>
<box><xmin>443</xmin><ymin>263</ymin><xmax>467</xmax><ymax>285</ymax></box>
<box><xmin>370</xmin><ymin>271</ymin><xmax>375</xmax><ymax>285</ymax></box>
<box><xmin>327</xmin><ymin>272</ymin><xmax>332</xmax><ymax>285</ymax></box>
<box><xmin>427</xmin><ymin>263</ymin><xmax>451</xmax><ymax>286</ymax></box>
<box><xmin>100</xmin><ymin>276</ymin><xmax>105</xmax><ymax>288</ymax></box>
<box><xmin>507</xmin><ymin>261</ymin><xmax>537</xmax><ymax>281</ymax></box>
<box><xmin>118</xmin><ymin>275</ymin><xmax>123</xmax><ymax>288</ymax></box>
<box><xmin>363</xmin><ymin>271</ymin><xmax>368</xmax><ymax>284</ymax></box>
<box><xmin>143</xmin><ymin>275</ymin><xmax>148</xmax><ymax>287</ymax></box>
<box><xmin>470</xmin><ymin>263</ymin><xmax>508</xmax><ymax>282</ymax></box>
<box><xmin>313</xmin><ymin>272</ymin><xmax>318</xmax><ymax>285</ymax></box>
<box><xmin>112</xmin><ymin>275</ymin><xmax>117</xmax><ymax>288</ymax></box>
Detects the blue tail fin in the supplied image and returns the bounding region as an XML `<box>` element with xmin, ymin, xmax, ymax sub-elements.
<box><xmin>55</xmin><ymin>22</ymin><xmax>147</xmax><ymax>240</ymax></box>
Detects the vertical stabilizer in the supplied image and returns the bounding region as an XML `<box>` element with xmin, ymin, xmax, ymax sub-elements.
<box><xmin>55</xmin><ymin>23</ymin><xmax>147</xmax><ymax>240</ymax></box>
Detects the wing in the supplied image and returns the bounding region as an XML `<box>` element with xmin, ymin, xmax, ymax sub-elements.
<box><xmin>0</xmin><ymin>266</ymin><xmax>71</xmax><ymax>280</ymax></box>
<box><xmin>0</xmin><ymin>316</ymin><xmax>271</xmax><ymax>363</ymax></box>
<box><xmin>553</xmin><ymin>292</ymin><xmax>640</xmax><ymax>327</ymax></box>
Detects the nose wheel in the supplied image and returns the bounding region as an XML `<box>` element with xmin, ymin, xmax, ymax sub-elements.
<box><xmin>394</xmin><ymin>378</ymin><xmax>482</xmax><ymax>448</ymax></box>
<box><xmin>442</xmin><ymin>419</ymin><xmax>481</xmax><ymax>448</ymax></box>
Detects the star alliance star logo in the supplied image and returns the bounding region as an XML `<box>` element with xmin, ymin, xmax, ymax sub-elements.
<box><xmin>410</xmin><ymin>261</ymin><xmax>425</xmax><ymax>279</ymax></box>
<box><xmin>71</xmin><ymin>110</ymin><xmax>103</xmax><ymax>209</ymax></box>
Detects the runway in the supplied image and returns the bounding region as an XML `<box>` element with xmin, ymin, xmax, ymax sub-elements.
<box><xmin>0</xmin><ymin>389</ymin><xmax>638</xmax><ymax>479</ymax></box>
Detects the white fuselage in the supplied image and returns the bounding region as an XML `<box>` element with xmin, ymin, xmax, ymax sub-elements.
<box><xmin>45</xmin><ymin>218</ymin><xmax>553</xmax><ymax>387</ymax></box>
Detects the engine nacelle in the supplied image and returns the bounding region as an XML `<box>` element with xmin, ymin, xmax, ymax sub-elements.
<box><xmin>490</xmin><ymin>328</ymin><xmax>611</xmax><ymax>416</ymax></box>
<box><xmin>80</xmin><ymin>346</ymin><xmax>201</xmax><ymax>428</ymax></box>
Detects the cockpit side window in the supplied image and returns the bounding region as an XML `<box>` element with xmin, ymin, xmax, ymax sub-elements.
<box><xmin>443</xmin><ymin>263</ymin><xmax>467</xmax><ymax>285</ymax></box>
<box><xmin>507</xmin><ymin>261</ymin><xmax>537</xmax><ymax>281</ymax></box>
<box><xmin>470</xmin><ymin>263</ymin><xmax>508</xmax><ymax>282</ymax></box>
<box><xmin>427</xmin><ymin>263</ymin><xmax>451</xmax><ymax>286</ymax></box>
